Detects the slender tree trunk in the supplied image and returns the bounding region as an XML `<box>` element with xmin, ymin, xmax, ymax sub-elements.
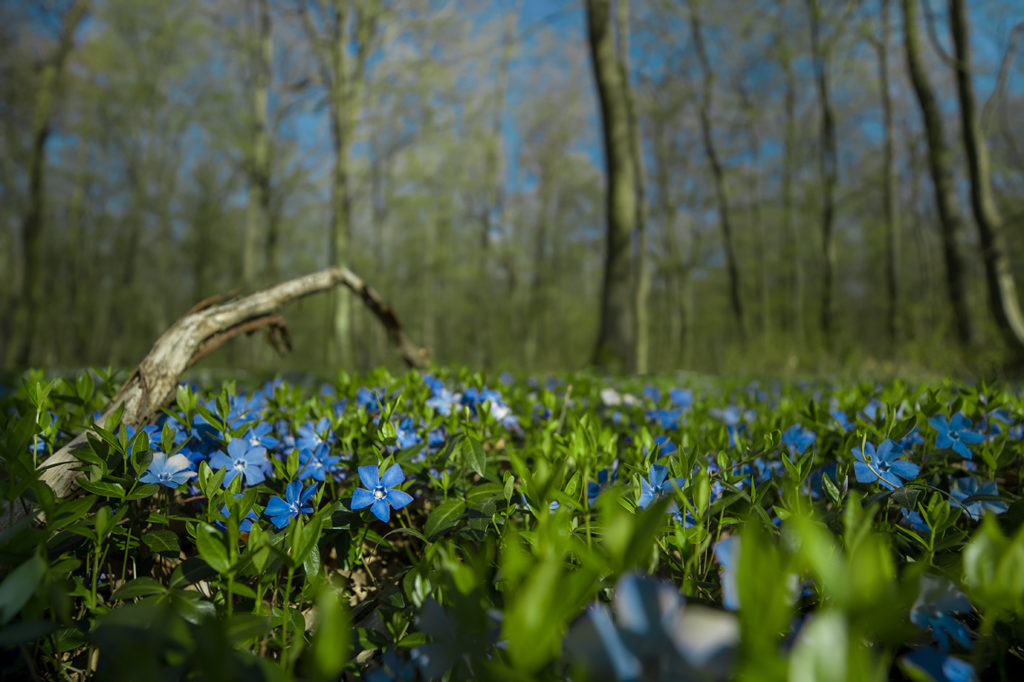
<box><xmin>586</xmin><ymin>0</ymin><xmax>637</xmax><ymax>371</ymax></box>
<box><xmin>901</xmin><ymin>0</ymin><xmax>974</xmax><ymax>347</ymax></box>
<box><xmin>244</xmin><ymin>0</ymin><xmax>272</xmax><ymax>293</ymax></box>
<box><xmin>12</xmin><ymin>0</ymin><xmax>90</xmax><ymax>367</ymax></box>
<box><xmin>689</xmin><ymin>2</ymin><xmax>744</xmax><ymax>342</ymax></box>
<box><xmin>778</xmin><ymin>22</ymin><xmax>804</xmax><ymax>346</ymax></box>
<box><xmin>876</xmin><ymin>0</ymin><xmax>901</xmax><ymax>350</ymax></box>
<box><xmin>474</xmin><ymin>5</ymin><xmax>516</xmax><ymax>369</ymax></box>
<box><xmin>738</xmin><ymin>85</ymin><xmax>769</xmax><ymax>345</ymax></box>
<box><xmin>805</xmin><ymin>0</ymin><xmax>838</xmax><ymax>349</ymax></box>
<box><xmin>949</xmin><ymin>0</ymin><xmax>1024</xmax><ymax>355</ymax></box>
<box><xmin>617</xmin><ymin>0</ymin><xmax>649</xmax><ymax>373</ymax></box>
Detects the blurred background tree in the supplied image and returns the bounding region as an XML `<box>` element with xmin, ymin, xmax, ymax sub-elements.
<box><xmin>2</xmin><ymin>0</ymin><xmax>1023</xmax><ymax>376</ymax></box>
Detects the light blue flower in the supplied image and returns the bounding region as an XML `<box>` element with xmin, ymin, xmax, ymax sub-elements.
<box><xmin>638</xmin><ymin>464</ymin><xmax>684</xmax><ymax>509</ymax></box>
<box><xmin>139</xmin><ymin>452</ymin><xmax>196</xmax><ymax>489</ymax></box>
<box><xmin>851</xmin><ymin>439</ymin><xmax>919</xmax><ymax>490</ymax></box>
<box><xmin>929</xmin><ymin>414</ymin><xmax>986</xmax><ymax>460</ymax></box>
<box><xmin>209</xmin><ymin>438</ymin><xmax>268</xmax><ymax>487</ymax></box>
<box><xmin>264</xmin><ymin>481</ymin><xmax>317</xmax><ymax>529</ymax></box>
<box><xmin>351</xmin><ymin>464</ymin><xmax>413</xmax><ymax>523</ymax></box>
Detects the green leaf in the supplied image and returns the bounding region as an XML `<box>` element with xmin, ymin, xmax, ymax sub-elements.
<box><xmin>306</xmin><ymin>588</ymin><xmax>351</xmax><ymax>680</ymax></box>
<box><xmin>461</xmin><ymin>437</ymin><xmax>488</xmax><ymax>479</ymax></box>
<box><xmin>111</xmin><ymin>577</ymin><xmax>166</xmax><ymax>600</ymax></box>
<box><xmin>77</xmin><ymin>478</ymin><xmax>125</xmax><ymax>499</ymax></box>
<box><xmin>424</xmin><ymin>499</ymin><xmax>466</xmax><ymax>540</ymax></box>
<box><xmin>141</xmin><ymin>529</ymin><xmax>181</xmax><ymax>555</ymax></box>
<box><xmin>0</xmin><ymin>553</ymin><xmax>47</xmax><ymax>625</ymax></box>
<box><xmin>194</xmin><ymin>523</ymin><xmax>231</xmax><ymax>574</ymax></box>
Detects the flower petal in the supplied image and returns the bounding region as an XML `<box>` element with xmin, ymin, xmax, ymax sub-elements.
<box><xmin>853</xmin><ymin>461</ymin><xmax>878</xmax><ymax>484</ymax></box>
<box><xmin>889</xmin><ymin>460</ymin><xmax>921</xmax><ymax>481</ymax></box>
<box><xmin>381</xmin><ymin>463</ymin><xmax>405</xmax><ymax>489</ymax></box>
<box><xmin>351</xmin><ymin>488</ymin><xmax>375</xmax><ymax>510</ymax></box>
<box><xmin>386</xmin><ymin>489</ymin><xmax>413</xmax><ymax>510</ymax></box>
<box><xmin>264</xmin><ymin>497</ymin><xmax>291</xmax><ymax>517</ymax></box>
<box><xmin>358</xmin><ymin>465</ymin><xmax>380</xmax><ymax>490</ymax></box>
<box><xmin>370</xmin><ymin>498</ymin><xmax>391</xmax><ymax>522</ymax></box>
<box><xmin>928</xmin><ymin>415</ymin><xmax>950</xmax><ymax>434</ymax></box>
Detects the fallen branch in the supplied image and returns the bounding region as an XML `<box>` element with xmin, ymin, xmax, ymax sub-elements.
<box><xmin>7</xmin><ymin>266</ymin><xmax>429</xmax><ymax>527</ymax></box>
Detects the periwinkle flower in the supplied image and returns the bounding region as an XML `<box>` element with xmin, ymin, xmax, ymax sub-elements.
<box><xmin>298</xmin><ymin>443</ymin><xmax>341</xmax><ymax>482</ymax></box>
<box><xmin>351</xmin><ymin>464</ymin><xmax>414</xmax><ymax>523</ymax></box>
<box><xmin>264</xmin><ymin>480</ymin><xmax>317</xmax><ymax>529</ymax></box>
<box><xmin>929</xmin><ymin>413</ymin><xmax>986</xmax><ymax>460</ymax></box>
<box><xmin>209</xmin><ymin>438</ymin><xmax>268</xmax><ymax>487</ymax></box>
<box><xmin>949</xmin><ymin>477</ymin><xmax>1007</xmax><ymax>521</ymax></box>
<box><xmin>851</xmin><ymin>439</ymin><xmax>919</xmax><ymax>490</ymax></box>
<box><xmin>781</xmin><ymin>424</ymin><xmax>816</xmax><ymax>455</ymax></box>
<box><xmin>638</xmin><ymin>464</ymin><xmax>685</xmax><ymax>509</ymax></box>
<box><xmin>139</xmin><ymin>452</ymin><xmax>197</xmax><ymax>489</ymax></box>
<box><xmin>911</xmin><ymin>575</ymin><xmax>973</xmax><ymax>651</ymax></box>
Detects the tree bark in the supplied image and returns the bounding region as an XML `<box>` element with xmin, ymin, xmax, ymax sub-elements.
<box><xmin>777</xmin><ymin>16</ymin><xmax>804</xmax><ymax>346</ymax></box>
<box><xmin>805</xmin><ymin>0</ymin><xmax>838</xmax><ymax>349</ymax></box>
<box><xmin>900</xmin><ymin>0</ymin><xmax>974</xmax><ymax>347</ymax></box>
<box><xmin>616</xmin><ymin>0</ymin><xmax>650</xmax><ymax>373</ymax></box>
<box><xmin>13</xmin><ymin>0</ymin><xmax>90</xmax><ymax>367</ymax></box>
<box><xmin>876</xmin><ymin>0</ymin><xmax>901</xmax><ymax>350</ymax></box>
<box><xmin>949</xmin><ymin>0</ymin><xmax>1024</xmax><ymax>356</ymax></box>
<box><xmin>689</xmin><ymin>1</ymin><xmax>745</xmax><ymax>343</ymax></box>
<box><xmin>243</xmin><ymin>0</ymin><xmax>273</xmax><ymax>293</ymax></box>
<box><xmin>586</xmin><ymin>0</ymin><xmax>638</xmax><ymax>371</ymax></box>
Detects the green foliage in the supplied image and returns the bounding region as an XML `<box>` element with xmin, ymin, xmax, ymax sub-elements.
<box><xmin>0</xmin><ymin>369</ymin><xmax>1022</xmax><ymax>680</ymax></box>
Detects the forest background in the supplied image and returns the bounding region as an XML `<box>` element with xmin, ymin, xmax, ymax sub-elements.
<box><xmin>2</xmin><ymin>0</ymin><xmax>1024</xmax><ymax>379</ymax></box>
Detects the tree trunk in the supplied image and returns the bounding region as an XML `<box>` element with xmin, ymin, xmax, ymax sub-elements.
<box><xmin>949</xmin><ymin>0</ymin><xmax>1024</xmax><ymax>356</ymax></box>
<box><xmin>13</xmin><ymin>0</ymin><xmax>90</xmax><ymax>367</ymax></box>
<box><xmin>689</xmin><ymin>1</ymin><xmax>744</xmax><ymax>343</ymax></box>
<box><xmin>900</xmin><ymin>0</ymin><xmax>974</xmax><ymax>347</ymax></box>
<box><xmin>244</xmin><ymin>0</ymin><xmax>272</xmax><ymax>293</ymax></box>
<box><xmin>617</xmin><ymin>0</ymin><xmax>650</xmax><ymax>373</ymax></box>
<box><xmin>806</xmin><ymin>0</ymin><xmax>838</xmax><ymax>349</ymax></box>
<box><xmin>778</xmin><ymin>19</ymin><xmax>804</xmax><ymax>346</ymax></box>
<box><xmin>586</xmin><ymin>0</ymin><xmax>637</xmax><ymax>371</ymax></box>
<box><xmin>876</xmin><ymin>0</ymin><xmax>901</xmax><ymax>350</ymax></box>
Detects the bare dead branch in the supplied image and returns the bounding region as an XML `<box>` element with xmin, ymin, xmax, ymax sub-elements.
<box><xmin>3</xmin><ymin>266</ymin><xmax>428</xmax><ymax>531</ymax></box>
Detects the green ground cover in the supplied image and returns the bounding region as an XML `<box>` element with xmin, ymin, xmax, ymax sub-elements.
<box><xmin>1</xmin><ymin>369</ymin><xmax>1022</xmax><ymax>680</ymax></box>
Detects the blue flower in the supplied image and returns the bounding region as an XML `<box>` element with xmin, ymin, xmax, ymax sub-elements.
<box><xmin>949</xmin><ymin>477</ymin><xmax>1008</xmax><ymax>521</ymax></box>
<box><xmin>900</xmin><ymin>508</ymin><xmax>931</xmax><ymax>534</ymax></box>
<box><xmin>642</xmin><ymin>386</ymin><xmax>661</xmax><ymax>403</ymax></box>
<box><xmin>587</xmin><ymin>463</ymin><xmax>619</xmax><ymax>506</ymax></box>
<box><xmin>902</xmin><ymin>647</ymin><xmax>977</xmax><ymax>682</ymax></box>
<box><xmin>638</xmin><ymin>464</ymin><xmax>684</xmax><ymax>509</ymax></box>
<box><xmin>395</xmin><ymin>417</ymin><xmax>422</xmax><ymax>451</ymax></box>
<box><xmin>297</xmin><ymin>443</ymin><xmax>341</xmax><ymax>482</ymax></box>
<box><xmin>911</xmin><ymin>575</ymin><xmax>973</xmax><ymax>651</ymax></box>
<box><xmin>243</xmin><ymin>422</ymin><xmax>279</xmax><ymax>452</ymax></box>
<box><xmin>645</xmin><ymin>407</ymin><xmax>683</xmax><ymax>430</ymax></box>
<box><xmin>264</xmin><ymin>481</ymin><xmax>317</xmax><ymax>529</ymax></box>
<box><xmin>781</xmin><ymin>424</ymin><xmax>816</xmax><ymax>455</ymax></box>
<box><xmin>139</xmin><ymin>452</ymin><xmax>197</xmax><ymax>488</ymax></box>
<box><xmin>424</xmin><ymin>381</ymin><xmax>458</xmax><ymax>416</ymax></box>
<box><xmin>356</xmin><ymin>386</ymin><xmax>387</xmax><ymax>414</ymax></box>
<box><xmin>830</xmin><ymin>407</ymin><xmax>852</xmax><ymax>432</ymax></box>
<box><xmin>217</xmin><ymin>495</ymin><xmax>259</xmax><ymax>532</ymax></box>
<box><xmin>296</xmin><ymin>416</ymin><xmax>334</xmax><ymax>453</ymax></box>
<box><xmin>929</xmin><ymin>413</ymin><xmax>986</xmax><ymax>460</ymax></box>
<box><xmin>713</xmin><ymin>536</ymin><xmax>740</xmax><ymax>611</ymax></box>
<box><xmin>669</xmin><ymin>388</ymin><xmax>694</xmax><ymax>409</ymax></box>
<box><xmin>650</xmin><ymin>435</ymin><xmax>678</xmax><ymax>459</ymax></box>
<box><xmin>209</xmin><ymin>438</ymin><xmax>268</xmax><ymax>487</ymax></box>
<box><xmin>851</xmin><ymin>439</ymin><xmax>920</xmax><ymax>490</ymax></box>
<box><xmin>351</xmin><ymin>464</ymin><xmax>414</xmax><ymax>523</ymax></box>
